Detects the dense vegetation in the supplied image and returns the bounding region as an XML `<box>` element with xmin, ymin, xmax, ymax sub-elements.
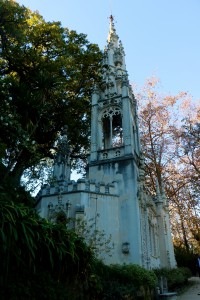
<box><xmin>0</xmin><ymin>199</ymin><xmax>96</xmax><ymax>300</ymax></box>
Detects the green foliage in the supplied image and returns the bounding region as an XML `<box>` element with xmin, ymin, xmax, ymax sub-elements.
<box><xmin>0</xmin><ymin>0</ymin><xmax>102</xmax><ymax>188</ymax></box>
<box><xmin>0</xmin><ymin>167</ymin><xmax>35</xmax><ymax>206</ymax></box>
<box><xmin>174</xmin><ymin>245</ymin><xmax>198</xmax><ymax>275</ymax></box>
<box><xmin>153</xmin><ymin>267</ymin><xmax>191</xmax><ymax>291</ymax></box>
<box><xmin>91</xmin><ymin>261</ymin><xmax>157</xmax><ymax>299</ymax></box>
<box><xmin>0</xmin><ymin>194</ymin><xmax>95</xmax><ymax>299</ymax></box>
<box><xmin>3</xmin><ymin>270</ymin><xmax>72</xmax><ymax>300</ymax></box>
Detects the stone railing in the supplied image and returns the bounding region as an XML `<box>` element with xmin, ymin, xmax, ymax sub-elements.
<box><xmin>37</xmin><ymin>178</ymin><xmax>117</xmax><ymax>198</ymax></box>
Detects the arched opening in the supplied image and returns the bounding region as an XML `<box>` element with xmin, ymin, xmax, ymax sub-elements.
<box><xmin>102</xmin><ymin>108</ymin><xmax>123</xmax><ymax>149</ymax></box>
<box><xmin>112</xmin><ymin>114</ymin><xmax>123</xmax><ymax>147</ymax></box>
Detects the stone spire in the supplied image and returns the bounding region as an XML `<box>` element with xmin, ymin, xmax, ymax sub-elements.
<box><xmin>103</xmin><ymin>15</ymin><xmax>126</xmax><ymax>71</ymax></box>
<box><xmin>90</xmin><ymin>16</ymin><xmax>140</xmax><ymax>160</ymax></box>
<box><xmin>107</xmin><ymin>15</ymin><xmax>119</xmax><ymax>45</ymax></box>
<box><xmin>53</xmin><ymin>125</ymin><xmax>71</xmax><ymax>182</ymax></box>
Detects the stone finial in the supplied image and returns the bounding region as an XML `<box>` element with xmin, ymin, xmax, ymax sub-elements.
<box><xmin>55</xmin><ymin>127</ymin><xmax>70</xmax><ymax>162</ymax></box>
<box><xmin>160</xmin><ymin>180</ymin><xmax>168</xmax><ymax>206</ymax></box>
<box><xmin>155</xmin><ymin>178</ymin><xmax>164</xmax><ymax>205</ymax></box>
<box><xmin>53</xmin><ymin>126</ymin><xmax>71</xmax><ymax>182</ymax></box>
<box><xmin>110</xmin><ymin>14</ymin><xmax>114</xmax><ymax>22</ymax></box>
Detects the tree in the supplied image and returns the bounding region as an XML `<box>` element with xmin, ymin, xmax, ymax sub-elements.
<box><xmin>136</xmin><ymin>77</ymin><xmax>200</xmax><ymax>253</ymax></box>
<box><xmin>136</xmin><ymin>77</ymin><xmax>188</xmax><ymax>193</ymax></box>
<box><xmin>178</xmin><ymin>118</ymin><xmax>200</xmax><ymax>191</ymax></box>
<box><xmin>0</xmin><ymin>0</ymin><xmax>102</xmax><ymax>188</ymax></box>
<box><xmin>175</xmin><ymin>116</ymin><xmax>200</xmax><ymax>247</ymax></box>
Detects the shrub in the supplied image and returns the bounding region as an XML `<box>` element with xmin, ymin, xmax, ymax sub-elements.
<box><xmin>174</xmin><ymin>246</ymin><xmax>198</xmax><ymax>275</ymax></box>
<box><xmin>92</xmin><ymin>262</ymin><xmax>157</xmax><ymax>299</ymax></box>
<box><xmin>153</xmin><ymin>267</ymin><xmax>192</xmax><ymax>291</ymax></box>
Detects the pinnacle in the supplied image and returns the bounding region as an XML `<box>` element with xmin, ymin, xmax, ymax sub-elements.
<box><xmin>107</xmin><ymin>14</ymin><xmax>118</xmax><ymax>44</ymax></box>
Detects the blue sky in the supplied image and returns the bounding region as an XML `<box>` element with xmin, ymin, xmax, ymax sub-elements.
<box><xmin>17</xmin><ymin>0</ymin><xmax>200</xmax><ymax>102</ymax></box>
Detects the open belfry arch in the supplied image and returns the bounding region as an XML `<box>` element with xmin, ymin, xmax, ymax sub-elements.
<box><xmin>36</xmin><ymin>16</ymin><xmax>176</xmax><ymax>269</ymax></box>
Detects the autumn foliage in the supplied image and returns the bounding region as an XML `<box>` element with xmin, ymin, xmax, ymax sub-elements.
<box><xmin>135</xmin><ymin>77</ymin><xmax>200</xmax><ymax>255</ymax></box>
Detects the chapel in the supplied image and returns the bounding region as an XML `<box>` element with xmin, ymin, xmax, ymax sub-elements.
<box><xmin>36</xmin><ymin>16</ymin><xmax>176</xmax><ymax>269</ymax></box>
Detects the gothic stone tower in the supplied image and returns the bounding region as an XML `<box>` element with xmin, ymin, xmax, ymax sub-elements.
<box><xmin>36</xmin><ymin>16</ymin><xmax>176</xmax><ymax>268</ymax></box>
<box><xmin>88</xmin><ymin>16</ymin><xmax>142</xmax><ymax>264</ymax></box>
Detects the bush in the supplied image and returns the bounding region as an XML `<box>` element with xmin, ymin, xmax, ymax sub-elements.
<box><xmin>153</xmin><ymin>267</ymin><xmax>192</xmax><ymax>291</ymax></box>
<box><xmin>92</xmin><ymin>262</ymin><xmax>157</xmax><ymax>299</ymax></box>
<box><xmin>174</xmin><ymin>246</ymin><xmax>198</xmax><ymax>275</ymax></box>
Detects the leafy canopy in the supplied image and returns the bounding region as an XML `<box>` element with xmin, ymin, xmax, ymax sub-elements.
<box><xmin>0</xmin><ymin>0</ymin><xmax>102</xmax><ymax>188</ymax></box>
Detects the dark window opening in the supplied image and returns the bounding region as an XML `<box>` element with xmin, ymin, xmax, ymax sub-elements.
<box><xmin>112</xmin><ymin>114</ymin><xmax>123</xmax><ymax>147</ymax></box>
<box><xmin>102</xmin><ymin>112</ymin><xmax>123</xmax><ymax>149</ymax></box>
<box><xmin>102</xmin><ymin>116</ymin><xmax>110</xmax><ymax>149</ymax></box>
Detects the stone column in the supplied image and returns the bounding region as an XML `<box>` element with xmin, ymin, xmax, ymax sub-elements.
<box><xmin>90</xmin><ymin>88</ymin><xmax>99</xmax><ymax>161</ymax></box>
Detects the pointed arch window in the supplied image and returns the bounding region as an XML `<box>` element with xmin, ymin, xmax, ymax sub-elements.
<box><xmin>102</xmin><ymin>107</ymin><xmax>123</xmax><ymax>149</ymax></box>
